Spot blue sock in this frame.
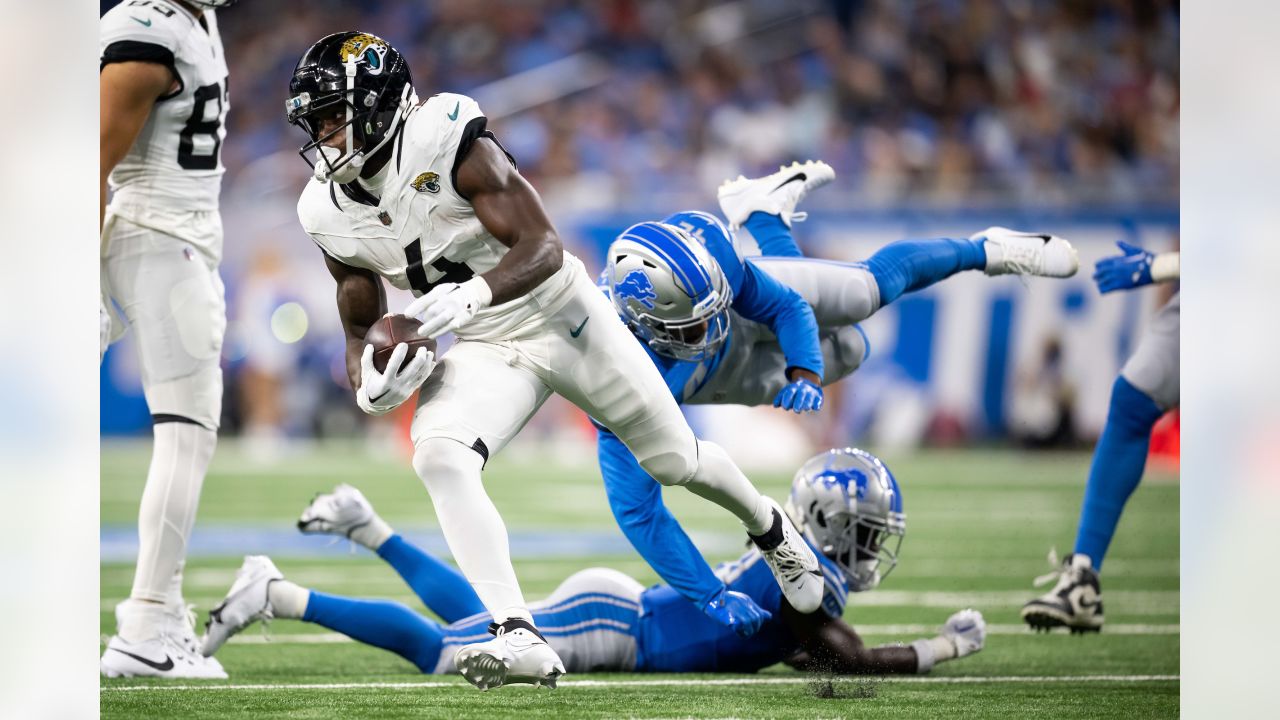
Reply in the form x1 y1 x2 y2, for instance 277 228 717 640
378 534 485 623
744 212 804 257
303 591 444 673
864 238 987 306
1073 376 1164 570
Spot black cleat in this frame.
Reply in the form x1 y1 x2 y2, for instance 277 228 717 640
1021 552 1104 633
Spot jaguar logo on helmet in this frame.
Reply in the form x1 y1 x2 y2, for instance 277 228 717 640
411 172 441 194
340 33 389 75
615 270 658 310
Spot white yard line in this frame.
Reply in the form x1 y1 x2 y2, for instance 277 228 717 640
101 674 1180 692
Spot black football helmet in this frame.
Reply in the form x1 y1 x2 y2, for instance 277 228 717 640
286 31 414 183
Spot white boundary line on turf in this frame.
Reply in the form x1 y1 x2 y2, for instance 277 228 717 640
101 675 1179 692
216 623 1180 646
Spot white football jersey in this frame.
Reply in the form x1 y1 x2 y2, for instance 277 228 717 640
101 0 228 228
298 93 584 341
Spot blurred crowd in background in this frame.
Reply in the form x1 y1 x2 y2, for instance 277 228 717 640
101 0 1180 459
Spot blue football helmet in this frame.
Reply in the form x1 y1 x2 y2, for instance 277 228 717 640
786 448 905 592
604 221 733 361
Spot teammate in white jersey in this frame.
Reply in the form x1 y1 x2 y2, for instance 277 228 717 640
99 0 233 679
285 31 822 691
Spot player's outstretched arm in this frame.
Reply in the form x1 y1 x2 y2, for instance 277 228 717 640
734 261 826 412
597 429 771 637
325 253 388 391
407 137 565 338
780 603 918 674
100 62 174 231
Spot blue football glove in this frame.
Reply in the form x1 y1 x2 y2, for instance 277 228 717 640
702 587 772 637
773 377 824 413
1093 241 1154 294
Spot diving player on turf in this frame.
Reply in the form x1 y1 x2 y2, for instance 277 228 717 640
1022 243 1180 633
100 0 235 680
285 31 823 690
594 162 1081 634
201 449 987 678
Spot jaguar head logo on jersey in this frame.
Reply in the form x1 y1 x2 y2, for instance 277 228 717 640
615 270 658 310
605 222 733 362
339 34 389 76
412 171 441 194
788 448 905 593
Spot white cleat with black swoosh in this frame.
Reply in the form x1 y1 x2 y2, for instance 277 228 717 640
751 498 825 614
101 633 228 679
717 160 836 229
200 556 284 657
975 227 1080 278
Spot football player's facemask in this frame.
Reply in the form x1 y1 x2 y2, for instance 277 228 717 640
605 221 733 362
786 448 905 593
286 31 415 184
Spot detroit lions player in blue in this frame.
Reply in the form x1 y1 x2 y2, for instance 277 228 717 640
1022 243 1180 633
596 162 1080 634
200 449 987 678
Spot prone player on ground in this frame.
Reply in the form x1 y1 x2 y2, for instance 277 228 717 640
594 162 1081 634
1022 242 1180 633
99 0 236 680
285 31 824 689
201 448 986 678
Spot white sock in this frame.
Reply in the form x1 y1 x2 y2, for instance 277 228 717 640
683 440 774 535
116 599 169 644
413 438 529 623
267 579 310 620
349 514 394 551
131 422 216 604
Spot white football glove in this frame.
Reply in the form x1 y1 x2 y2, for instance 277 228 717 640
404 277 493 340
941 608 987 658
355 343 435 416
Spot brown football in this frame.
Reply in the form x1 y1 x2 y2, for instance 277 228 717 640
364 314 436 373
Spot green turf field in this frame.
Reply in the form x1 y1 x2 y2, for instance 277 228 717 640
100 440 1179 719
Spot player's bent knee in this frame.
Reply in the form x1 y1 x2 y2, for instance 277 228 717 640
637 447 699 487
412 437 486 491
143 366 223 431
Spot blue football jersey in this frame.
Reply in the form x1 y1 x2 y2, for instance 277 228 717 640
635 546 848 673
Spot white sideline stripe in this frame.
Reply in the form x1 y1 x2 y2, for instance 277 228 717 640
101 674 1179 692
220 623 1179 646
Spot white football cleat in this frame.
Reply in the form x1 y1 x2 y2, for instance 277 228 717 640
201 556 283 657
752 498 824 613
101 632 228 679
717 160 836 229
454 621 565 691
297 483 377 539
941 608 987 658
976 227 1079 278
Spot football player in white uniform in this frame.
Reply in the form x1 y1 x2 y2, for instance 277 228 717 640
99 0 233 679
285 31 822 691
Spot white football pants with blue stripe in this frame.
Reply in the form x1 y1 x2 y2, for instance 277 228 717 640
433 568 644 674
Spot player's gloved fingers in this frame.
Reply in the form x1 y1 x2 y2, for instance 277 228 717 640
397 346 429 380
360 344 378 378
386 342 409 373
404 284 450 319
1116 240 1145 256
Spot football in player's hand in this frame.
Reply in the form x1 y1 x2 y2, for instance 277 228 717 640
365 314 436 373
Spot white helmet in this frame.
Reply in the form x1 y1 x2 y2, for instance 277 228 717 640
786 448 905 592
605 221 733 361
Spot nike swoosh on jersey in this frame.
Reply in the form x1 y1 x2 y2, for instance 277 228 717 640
447 102 460 121
130 16 152 26
111 648 174 671
570 316 589 338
